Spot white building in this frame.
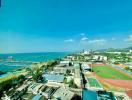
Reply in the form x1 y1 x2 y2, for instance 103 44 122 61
83 51 90 55
74 69 81 87
82 63 91 73
93 55 107 61
106 51 122 54
53 87 74 100
28 83 44 94
66 56 75 61
60 61 70 66
53 67 75 75
129 50 132 53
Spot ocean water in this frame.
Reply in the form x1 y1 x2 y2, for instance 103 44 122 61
0 52 70 72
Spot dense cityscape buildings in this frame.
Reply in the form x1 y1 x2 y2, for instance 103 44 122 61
0 49 132 100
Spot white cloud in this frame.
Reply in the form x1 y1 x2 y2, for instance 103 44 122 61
81 37 88 41
124 35 132 42
80 33 85 36
64 39 74 42
88 39 106 45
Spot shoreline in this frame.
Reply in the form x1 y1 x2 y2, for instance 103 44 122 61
0 52 70 72
0 57 62 80
0 61 48 83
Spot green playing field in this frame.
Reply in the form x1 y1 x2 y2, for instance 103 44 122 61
92 66 132 80
87 77 102 88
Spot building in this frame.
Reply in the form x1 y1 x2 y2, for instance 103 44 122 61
83 90 117 100
53 87 74 100
41 86 58 99
106 51 122 54
83 90 97 100
3 84 28 100
82 50 91 55
82 63 91 73
32 94 43 100
97 91 116 100
93 55 107 61
42 74 65 83
60 61 70 66
16 84 28 93
53 63 77 74
63 56 75 61
129 50 132 53
53 61 80 75
28 83 44 94
53 67 75 74
74 68 81 87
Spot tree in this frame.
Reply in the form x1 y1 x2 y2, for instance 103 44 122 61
68 80 78 88
66 69 71 75
32 69 42 82
114 61 119 65
63 78 67 84
125 67 129 70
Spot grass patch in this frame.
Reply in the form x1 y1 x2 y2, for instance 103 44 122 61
87 77 102 88
92 66 132 80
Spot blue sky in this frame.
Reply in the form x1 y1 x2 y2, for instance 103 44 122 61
0 0 132 53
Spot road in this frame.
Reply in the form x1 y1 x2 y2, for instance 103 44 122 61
109 63 132 76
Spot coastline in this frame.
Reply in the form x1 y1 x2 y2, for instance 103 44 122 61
0 52 70 83
0 60 54 83
0 52 70 72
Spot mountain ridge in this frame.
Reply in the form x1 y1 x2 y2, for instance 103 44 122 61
97 46 132 52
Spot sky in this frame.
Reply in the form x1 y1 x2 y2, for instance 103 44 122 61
0 0 132 53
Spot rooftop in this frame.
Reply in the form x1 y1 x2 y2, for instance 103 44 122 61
82 63 91 70
53 87 74 100
43 74 65 82
16 84 28 91
83 90 97 100
32 94 42 100
22 93 35 100
97 91 116 100
60 61 70 64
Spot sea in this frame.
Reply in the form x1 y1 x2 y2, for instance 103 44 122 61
0 52 70 72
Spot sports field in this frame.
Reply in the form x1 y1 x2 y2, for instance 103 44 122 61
87 77 102 88
92 66 132 80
